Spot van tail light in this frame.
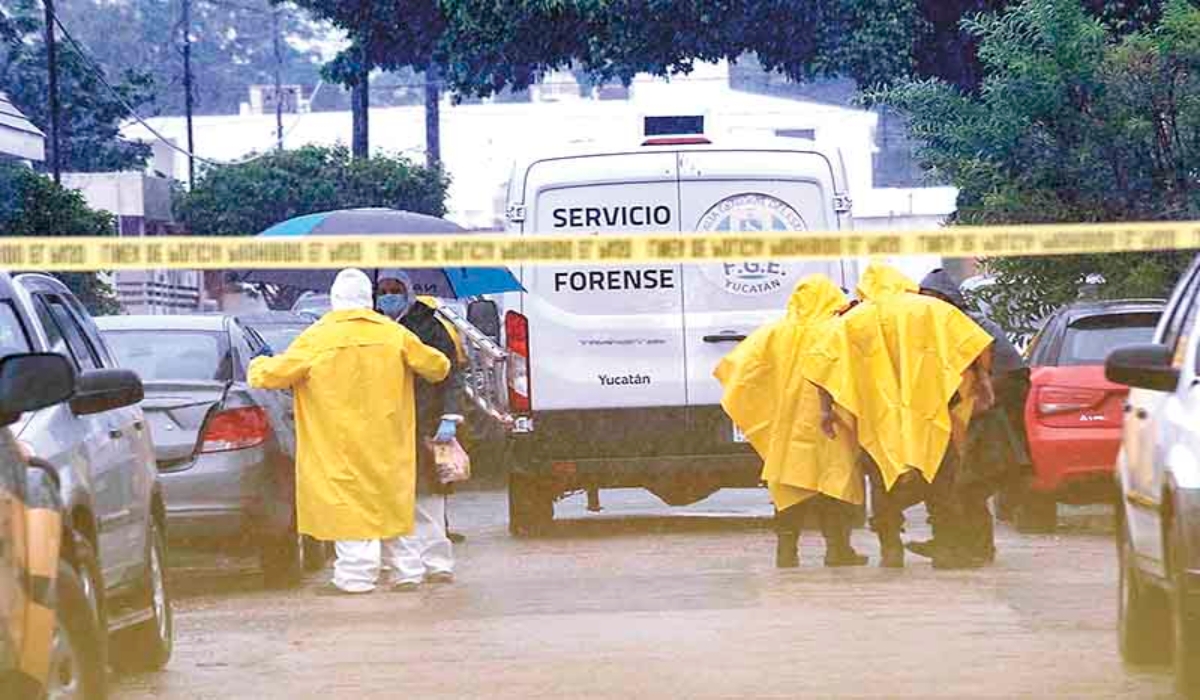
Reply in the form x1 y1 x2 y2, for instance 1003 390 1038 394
505 311 531 414
1036 386 1106 416
199 407 271 453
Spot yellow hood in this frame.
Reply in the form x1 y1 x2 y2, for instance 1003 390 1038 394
714 274 863 510
787 274 848 324
856 262 918 302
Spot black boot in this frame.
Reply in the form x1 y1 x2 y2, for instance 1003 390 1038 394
821 499 868 567
776 529 800 568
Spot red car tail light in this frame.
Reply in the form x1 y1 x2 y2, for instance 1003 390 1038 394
199 407 270 453
505 311 531 414
1036 386 1107 416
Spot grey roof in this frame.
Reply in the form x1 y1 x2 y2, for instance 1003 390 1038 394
0 92 44 138
94 314 229 332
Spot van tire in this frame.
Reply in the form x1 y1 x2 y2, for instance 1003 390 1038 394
52 557 108 699
509 472 553 536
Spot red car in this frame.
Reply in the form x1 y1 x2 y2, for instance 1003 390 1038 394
1014 299 1164 532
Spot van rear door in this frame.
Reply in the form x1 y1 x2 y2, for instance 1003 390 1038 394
676 149 845 410
523 152 685 410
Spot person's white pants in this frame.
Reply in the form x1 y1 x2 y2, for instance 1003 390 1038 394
332 538 407 593
393 494 455 584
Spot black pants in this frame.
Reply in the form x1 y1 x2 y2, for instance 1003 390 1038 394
866 451 958 538
776 494 855 550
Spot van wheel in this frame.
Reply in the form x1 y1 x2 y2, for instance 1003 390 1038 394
110 519 173 673
509 472 554 536
51 557 108 699
1015 489 1057 533
1118 516 1167 665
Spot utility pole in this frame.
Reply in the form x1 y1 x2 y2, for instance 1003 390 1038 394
351 44 368 159
271 5 284 150
424 65 441 168
42 0 61 183
181 0 196 186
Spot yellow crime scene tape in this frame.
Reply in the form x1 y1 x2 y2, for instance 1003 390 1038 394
2 221 1199 271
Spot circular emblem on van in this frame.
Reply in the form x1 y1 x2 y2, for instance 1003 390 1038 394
696 194 805 296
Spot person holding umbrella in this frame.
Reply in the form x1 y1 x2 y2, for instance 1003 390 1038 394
249 268 450 595
377 270 463 589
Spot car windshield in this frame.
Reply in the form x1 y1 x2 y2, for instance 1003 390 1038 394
0 302 31 357
251 325 307 352
293 295 330 313
102 330 230 381
1056 312 1161 366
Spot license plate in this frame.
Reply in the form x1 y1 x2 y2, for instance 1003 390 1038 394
731 424 748 443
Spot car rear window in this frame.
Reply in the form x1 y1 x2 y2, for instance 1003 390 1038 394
0 302 31 357
1056 312 1161 366
103 330 231 381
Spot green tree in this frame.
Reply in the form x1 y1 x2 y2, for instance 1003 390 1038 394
0 0 154 172
881 0 1199 338
175 144 449 235
0 162 119 313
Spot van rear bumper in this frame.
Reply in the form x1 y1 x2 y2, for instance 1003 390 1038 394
510 406 762 487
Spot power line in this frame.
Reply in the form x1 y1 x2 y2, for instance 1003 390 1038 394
49 9 324 171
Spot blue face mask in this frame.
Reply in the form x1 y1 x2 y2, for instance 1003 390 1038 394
377 293 413 319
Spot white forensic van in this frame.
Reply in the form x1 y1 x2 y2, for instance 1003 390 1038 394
495 118 861 533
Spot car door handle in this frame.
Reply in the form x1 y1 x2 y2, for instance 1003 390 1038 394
703 333 747 343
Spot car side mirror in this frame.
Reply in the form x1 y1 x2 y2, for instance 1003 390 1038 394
0 353 77 426
467 299 501 341
1105 343 1180 393
71 369 145 416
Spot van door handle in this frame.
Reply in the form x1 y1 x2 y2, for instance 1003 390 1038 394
703 333 747 343
108 428 124 439
1136 409 1148 420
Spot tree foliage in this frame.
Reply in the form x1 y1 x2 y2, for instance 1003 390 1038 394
882 0 1199 338
294 0 1170 100
175 145 449 235
0 162 119 313
54 0 330 116
0 0 154 171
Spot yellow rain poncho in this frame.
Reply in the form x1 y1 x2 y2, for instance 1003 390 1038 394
802 263 993 490
714 274 863 512
249 270 450 541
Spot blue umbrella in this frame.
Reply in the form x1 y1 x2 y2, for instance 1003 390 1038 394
239 208 524 298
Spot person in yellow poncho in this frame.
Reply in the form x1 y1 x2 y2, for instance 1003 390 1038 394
715 274 868 568
249 269 450 595
802 262 994 569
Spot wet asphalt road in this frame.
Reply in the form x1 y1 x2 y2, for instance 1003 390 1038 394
113 488 1175 699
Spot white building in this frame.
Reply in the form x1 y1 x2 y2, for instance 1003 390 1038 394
62 172 203 315
123 61 956 236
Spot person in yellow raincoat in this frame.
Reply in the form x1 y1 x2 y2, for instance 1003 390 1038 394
802 262 994 569
715 274 868 568
249 268 450 595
